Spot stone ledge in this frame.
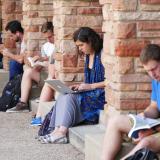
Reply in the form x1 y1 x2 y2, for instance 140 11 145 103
69 124 105 153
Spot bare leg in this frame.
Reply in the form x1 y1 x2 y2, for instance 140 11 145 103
20 68 40 103
122 133 160 160
35 63 56 117
36 83 54 117
48 64 55 79
102 115 132 160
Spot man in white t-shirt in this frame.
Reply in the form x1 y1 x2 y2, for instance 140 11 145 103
7 22 56 112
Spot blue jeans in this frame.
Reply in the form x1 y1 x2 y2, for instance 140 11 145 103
9 60 23 80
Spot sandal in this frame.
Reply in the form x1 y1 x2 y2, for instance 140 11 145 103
40 134 68 144
36 134 50 141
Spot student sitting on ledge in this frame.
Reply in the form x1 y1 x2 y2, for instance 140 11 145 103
102 44 160 160
37 27 106 144
6 22 56 113
3 20 25 80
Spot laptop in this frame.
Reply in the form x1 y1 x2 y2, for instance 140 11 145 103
45 79 93 94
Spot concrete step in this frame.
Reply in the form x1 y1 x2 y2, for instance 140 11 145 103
69 110 106 153
0 68 42 98
29 99 54 119
69 124 105 153
85 133 104 160
85 132 160 160
85 132 135 160
0 69 9 95
99 110 108 127
68 111 135 160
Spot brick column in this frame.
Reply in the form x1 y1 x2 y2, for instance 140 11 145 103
100 0 160 116
1 0 22 70
22 0 53 55
0 1 2 32
53 0 102 82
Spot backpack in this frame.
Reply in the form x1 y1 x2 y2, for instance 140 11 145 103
38 106 54 136
125 148 159 160
0 74 22 111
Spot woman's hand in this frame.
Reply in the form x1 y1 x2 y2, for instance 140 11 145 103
70 84 80 91
78 83 92 91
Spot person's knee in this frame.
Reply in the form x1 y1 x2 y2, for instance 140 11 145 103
108 115 129 132
108 115 122 129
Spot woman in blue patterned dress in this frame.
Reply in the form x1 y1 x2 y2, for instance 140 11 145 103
39 27 106 144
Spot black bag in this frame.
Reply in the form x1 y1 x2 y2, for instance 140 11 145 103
125 148 159 160
0 74 22 111
38 107 54 136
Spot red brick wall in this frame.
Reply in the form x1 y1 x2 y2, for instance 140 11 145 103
22 0 53 56
100 0 160 115
53 0 102 82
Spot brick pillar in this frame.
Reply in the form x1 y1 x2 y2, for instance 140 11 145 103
0 1 2 32
1 0 22 70
22 0 53 55
100 0 160 116
53 0 102 82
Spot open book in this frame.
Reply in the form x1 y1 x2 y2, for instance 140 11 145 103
128 114 160 139
28 57 46 67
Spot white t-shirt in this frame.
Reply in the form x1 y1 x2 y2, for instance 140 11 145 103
41 42 56 64
41 42 55 57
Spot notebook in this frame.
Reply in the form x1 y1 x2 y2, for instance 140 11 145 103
45 79 93 94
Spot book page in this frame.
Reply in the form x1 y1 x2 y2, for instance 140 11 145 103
28 57 46 67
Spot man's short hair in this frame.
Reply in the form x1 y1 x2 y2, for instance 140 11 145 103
140 44 160 64
5 20 24 34
41 22 53 33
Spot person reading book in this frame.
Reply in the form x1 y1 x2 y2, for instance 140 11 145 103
102 44 160 160
6 22 56 113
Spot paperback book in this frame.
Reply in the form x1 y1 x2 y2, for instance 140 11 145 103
28 57 46 67
128 114 160 139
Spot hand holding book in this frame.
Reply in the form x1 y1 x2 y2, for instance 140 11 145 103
28 56 46 67
132 129 154 144
128 114 160 139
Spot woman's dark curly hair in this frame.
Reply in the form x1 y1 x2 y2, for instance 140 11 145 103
73 27 103 54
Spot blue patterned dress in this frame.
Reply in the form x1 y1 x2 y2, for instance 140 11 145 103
78 52 105 123
38 51 105 136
